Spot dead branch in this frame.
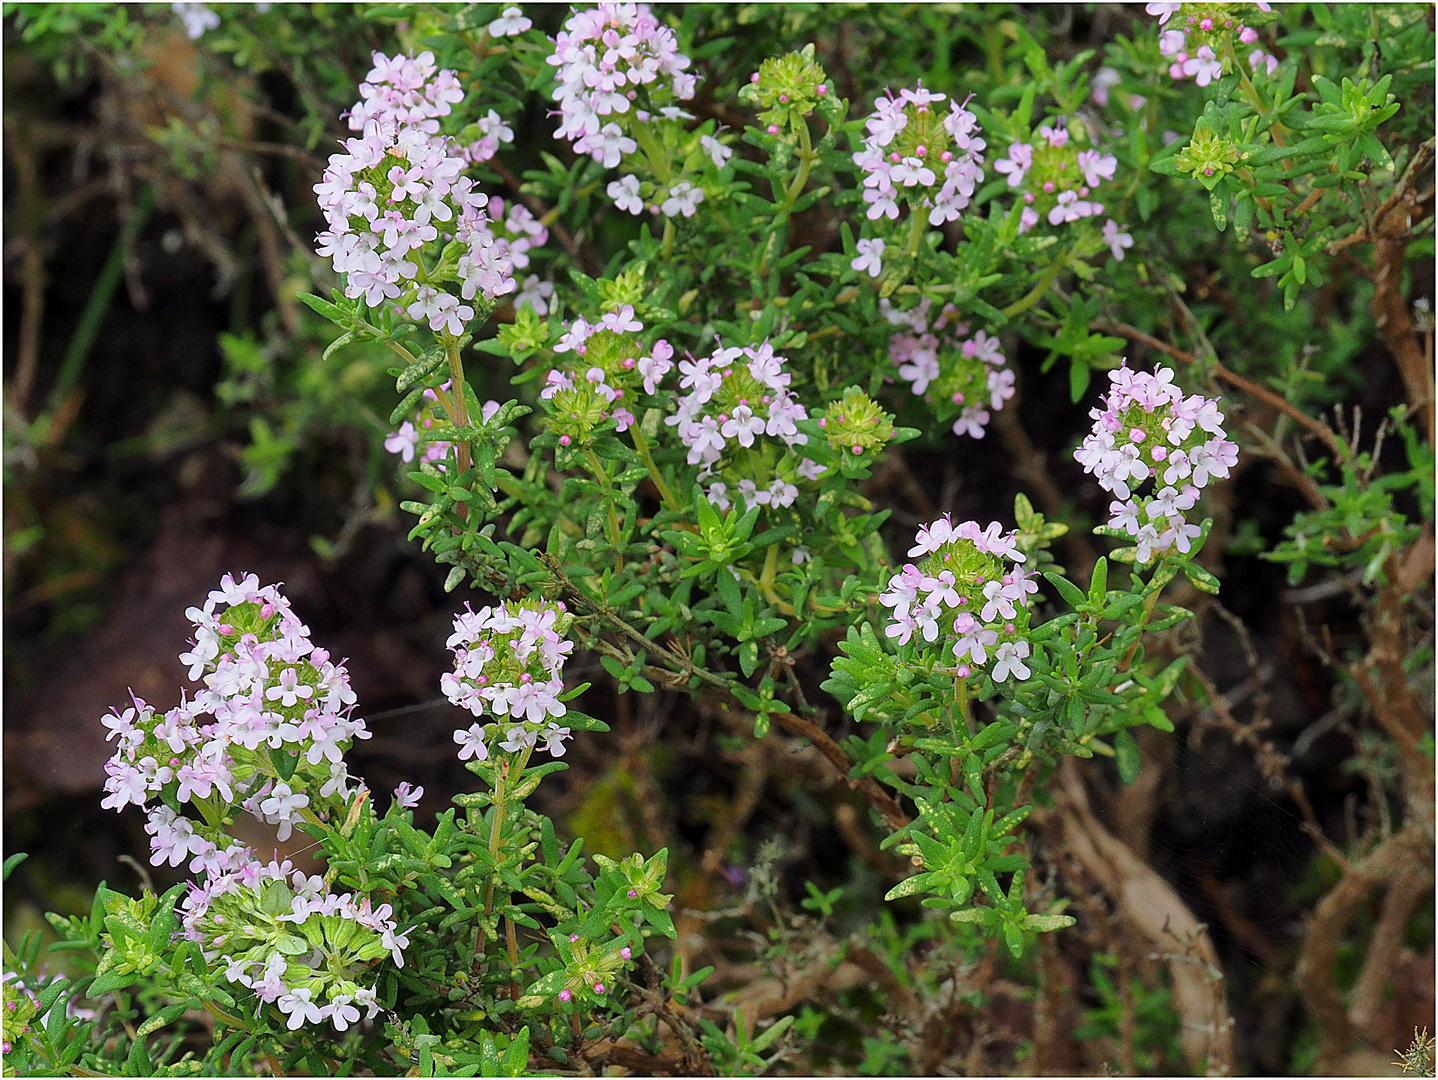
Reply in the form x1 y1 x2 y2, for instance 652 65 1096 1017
1294 822 1432 1074
1038 759 1236 1075
1347 862 1434 1049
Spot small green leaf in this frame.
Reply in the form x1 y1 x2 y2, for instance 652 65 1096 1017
1114 728 1141 785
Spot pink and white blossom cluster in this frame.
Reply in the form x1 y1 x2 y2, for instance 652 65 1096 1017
314 52 516 327
541 307 673 443
992 119 1118 235
1075 364 1237 562
882 299 1015 439
547 3 696 165
179 850 404 1032
101 574 369 868
880 516 1037 683
443 600 576 762
663 340 827 510
853 85 986 225
1149 3 1277 85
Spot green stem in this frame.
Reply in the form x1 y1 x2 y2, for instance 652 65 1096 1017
954 676 974 737
630 424 681 512
904 209 927 259
782 120 816 216
1226 39 1290 148
434 333 475 526
385 339 420 367
1117 569 1167 674
632 122 672 185
1002 251 1070 319
583 446 625 572
660 218 675 262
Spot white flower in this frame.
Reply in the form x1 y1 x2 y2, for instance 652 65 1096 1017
278 987 326 1030
607 174 644 215
660 181 704 218
991 640 1031 682
172 2 220 39
701 134 733 169
489 5 531 36
329 996 362 1032
851 237 885 278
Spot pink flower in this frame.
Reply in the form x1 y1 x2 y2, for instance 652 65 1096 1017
1183 46 1223 87
454 723 489 761
1145 1 1182 24
1102 219 1134 261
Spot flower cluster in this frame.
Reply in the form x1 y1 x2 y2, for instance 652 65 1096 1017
1074 364 1237 562
314 52 515 328
101 574 369 864
548 3 696 168
177 852 404 1032
443 600 577 762
96 574 404 1032
991 116 1119 234
540 306 673 444
880 517 1037 683
853 85 987 225
1149 2 1278 84
665 340 827 510
882 298 1015 439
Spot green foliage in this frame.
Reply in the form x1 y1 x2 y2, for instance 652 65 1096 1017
4 1 1433 1075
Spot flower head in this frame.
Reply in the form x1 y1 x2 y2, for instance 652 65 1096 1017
853 86 986 226
882 299 1014 439
1075 364 1232 562
882 516 1033 683
444 600 576 761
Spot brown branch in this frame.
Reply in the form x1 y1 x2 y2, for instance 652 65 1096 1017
1294 822 1431 1073
1372 194 1436 445
1037 760 1235 1075
1348 552 1437 830
1348 862 1433 1048
770 710 910 833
